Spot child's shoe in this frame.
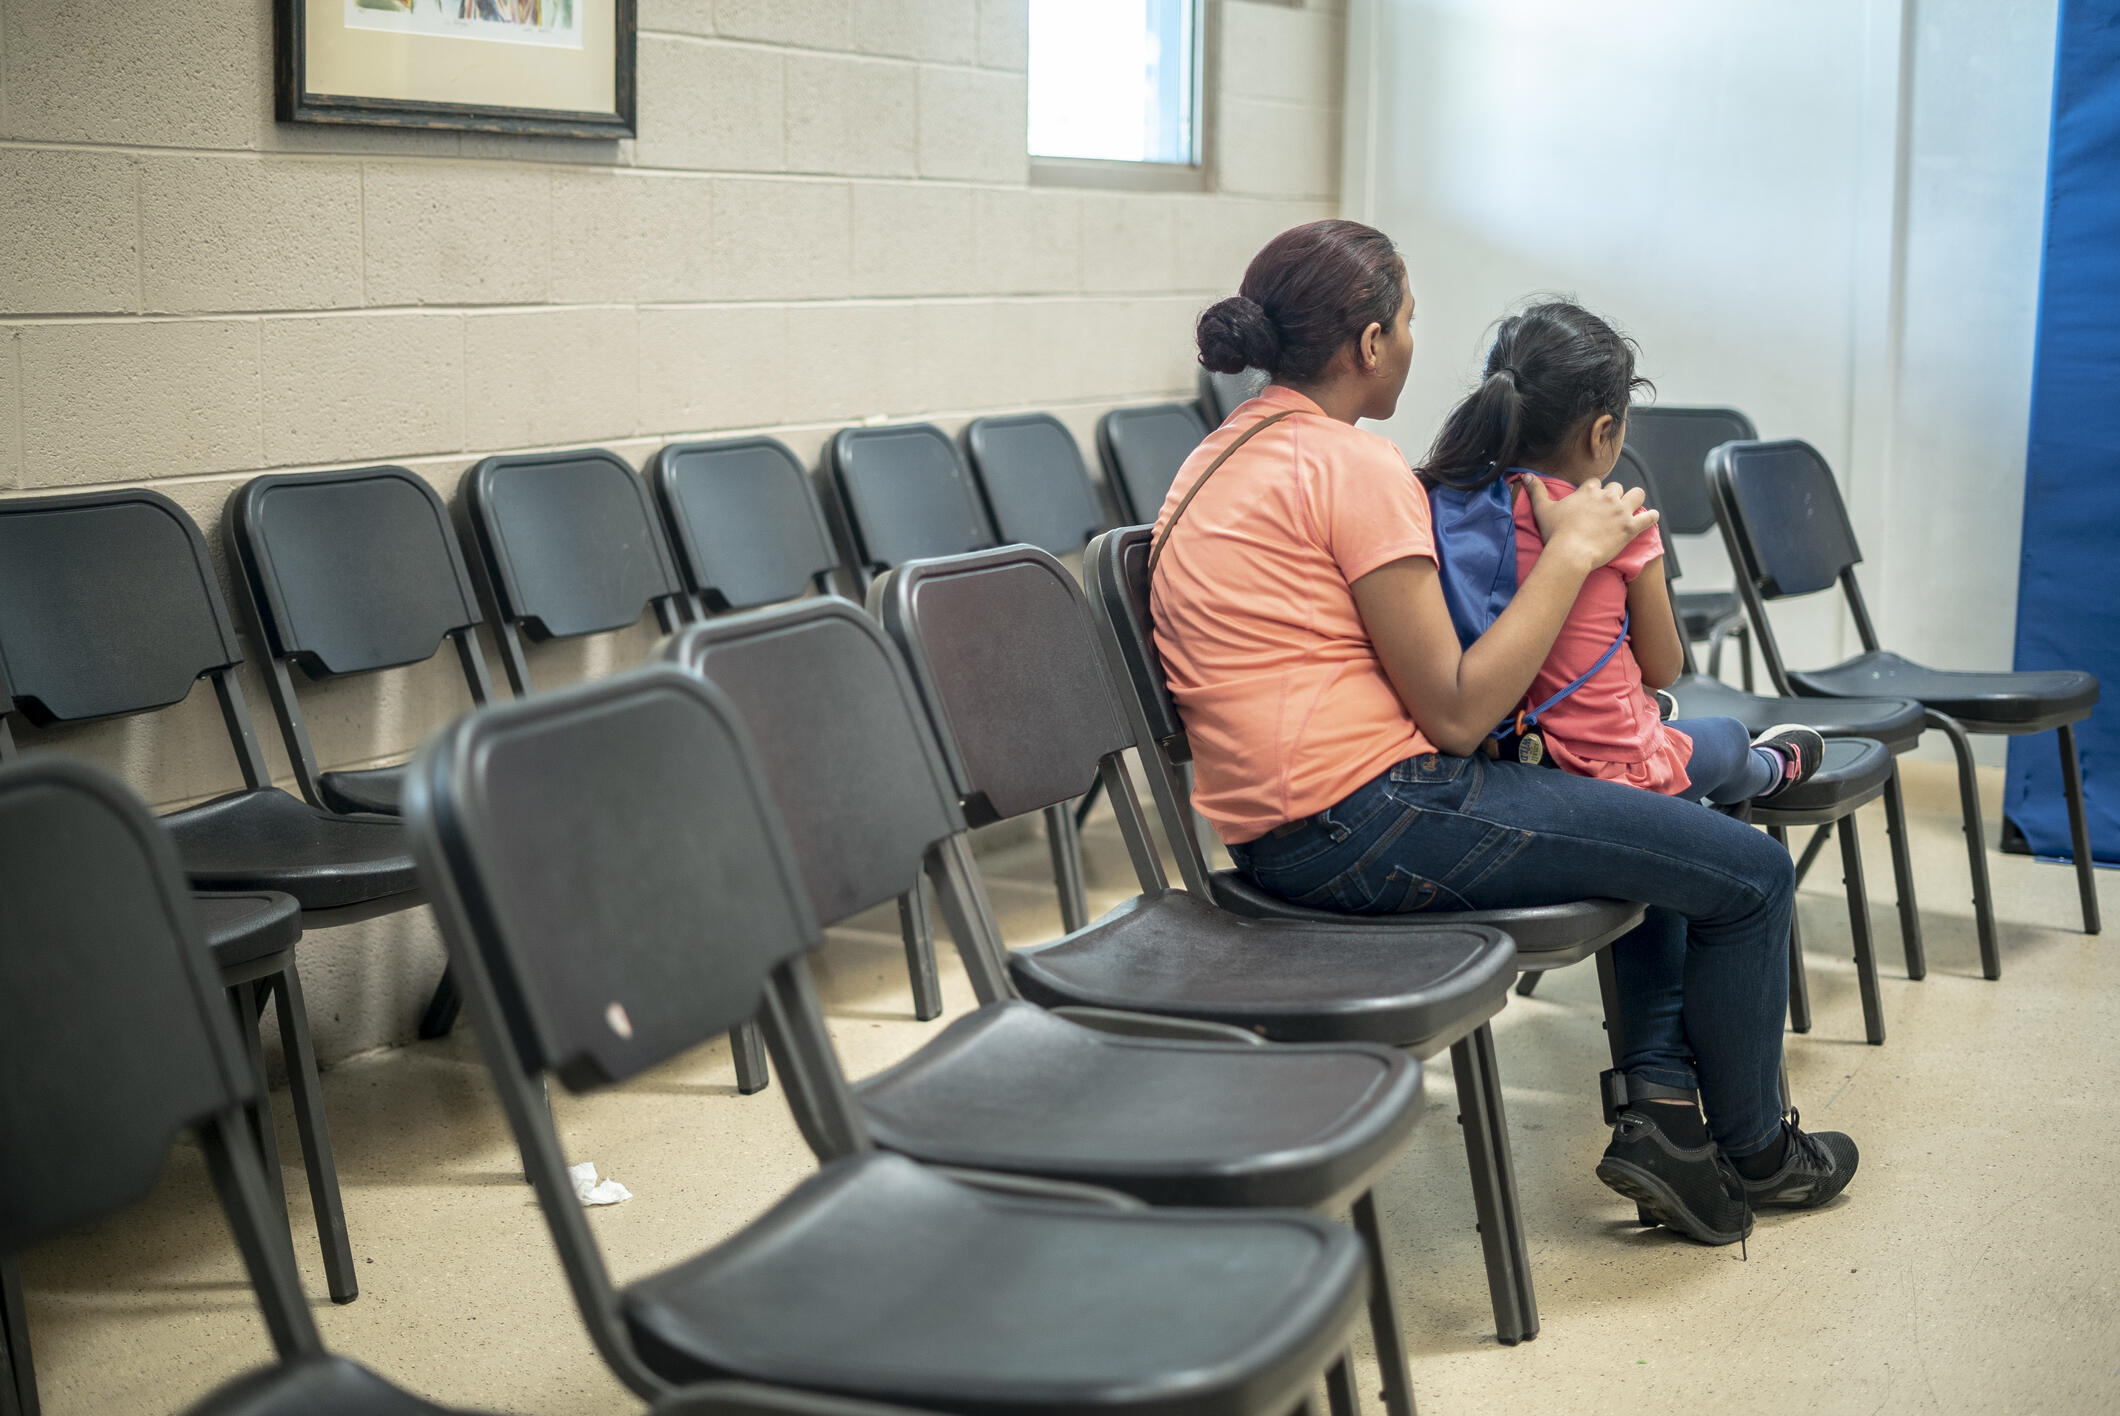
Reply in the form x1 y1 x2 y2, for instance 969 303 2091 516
1751 724 1825 797
1593 1076 1753 1246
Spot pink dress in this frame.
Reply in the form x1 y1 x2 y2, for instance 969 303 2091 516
1509 473 1694 794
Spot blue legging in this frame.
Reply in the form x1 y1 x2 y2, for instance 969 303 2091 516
1670 715 1783 804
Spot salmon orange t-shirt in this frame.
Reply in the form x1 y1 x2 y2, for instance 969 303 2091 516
1509 472 1694 792
1150 385 1439 844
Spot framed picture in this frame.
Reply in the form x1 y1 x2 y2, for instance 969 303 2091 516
277 0 636 138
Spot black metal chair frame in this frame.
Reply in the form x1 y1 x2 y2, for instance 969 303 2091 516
406 668 1369 1416
1709 438 2102 980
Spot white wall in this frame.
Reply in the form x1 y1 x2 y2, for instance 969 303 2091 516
1343 0 2057 761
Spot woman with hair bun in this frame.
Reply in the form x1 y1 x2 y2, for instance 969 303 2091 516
1154 219 1856 1249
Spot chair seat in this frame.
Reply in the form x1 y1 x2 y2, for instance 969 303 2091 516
1790 652 2099 733
192 890 303 972
1671 672 1925 755
1675 588 1741 640
184 1354 483 1416
1750 737 1892 825
1007 890 1516 1049
622 1152 1366 1416
318 764 405 817
856 1000 1422 1208
164 788 419 913
1209 873 1643 973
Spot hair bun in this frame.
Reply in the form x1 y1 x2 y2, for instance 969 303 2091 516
1196 294 1282 375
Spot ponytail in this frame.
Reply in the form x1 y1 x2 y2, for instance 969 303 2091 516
1417 300 1651 491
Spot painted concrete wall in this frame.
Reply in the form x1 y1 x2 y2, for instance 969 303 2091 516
1346 0 2057 761
0 0 1345 1064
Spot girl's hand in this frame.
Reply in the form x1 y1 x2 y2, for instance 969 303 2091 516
1523 475 1657 570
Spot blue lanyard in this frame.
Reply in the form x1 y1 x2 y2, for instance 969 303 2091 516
1493 611 1631 741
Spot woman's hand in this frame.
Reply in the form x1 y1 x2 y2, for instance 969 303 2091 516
1523 475 1658 570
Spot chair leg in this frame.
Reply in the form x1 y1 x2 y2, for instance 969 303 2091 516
2058 723 2101 935
1881 766 1927 979
1931 711 2001 980
1837 814 1886 1045
417 967 461 1040
729 1023 770 1096
2 1253 36 1416
1073 775 1105 831
1706 629 1725 681
896 888 943 1023
1449 1024 1537 1345
1350 1190 1417 1416
1324 1353 1363 1416
1771 826 1813 1034
270 964 358 1303
1043 803 1091 934
1737 623 1755 693
1791 824 1832 888
1513 970 1540 997
231 981 289 1222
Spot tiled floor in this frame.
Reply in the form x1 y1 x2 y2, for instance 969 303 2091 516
14 760 2119 1415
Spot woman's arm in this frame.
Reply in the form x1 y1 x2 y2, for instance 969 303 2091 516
1625 558 1685 689
1351 477 1658 755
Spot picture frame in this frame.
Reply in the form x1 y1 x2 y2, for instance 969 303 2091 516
276 0 636 139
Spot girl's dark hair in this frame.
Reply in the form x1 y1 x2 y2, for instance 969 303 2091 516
1417 301 1652 491
1196 219 1407 385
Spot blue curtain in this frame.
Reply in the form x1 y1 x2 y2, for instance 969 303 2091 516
2005 0 2120 864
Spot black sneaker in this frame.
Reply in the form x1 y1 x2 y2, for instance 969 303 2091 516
1751 724 1825 797
1595 1107 1753 1246
1736 1111 1859 1209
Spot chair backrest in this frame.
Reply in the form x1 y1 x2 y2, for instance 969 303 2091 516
660 602 967 929
823 424 995 578
1096 402 1209 523
875 546 1137 826
461 448 685 641
227 468 486 679
648 437 842 613
1623 405 1758 536
407 667 817 1093
1709 438 1863 601
960 413 1106 556
1196 367 1268 426
0 758 252 1252
0 490 245 727
1083 525 1191 762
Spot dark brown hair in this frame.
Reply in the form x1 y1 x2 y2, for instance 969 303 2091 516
1418 300 1651 491
1196 219 1407 385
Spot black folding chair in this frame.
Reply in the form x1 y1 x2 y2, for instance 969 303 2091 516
961 413 1108 557
1097 402 1209 524
1197 368 1270 427
648 437 845 615
1608 446 1932 1019
224 466 499 819
869 545 1555 1350
821 420 1093 941
405 666 1371 1416
0 489 432 1306
0 757 468 1416
646 435 942 1024
1622 406 1758 688
1710 438 2102 978
666 596 1503 1414
224 466 501 1043
0 759 934 1416
447 448 775 1085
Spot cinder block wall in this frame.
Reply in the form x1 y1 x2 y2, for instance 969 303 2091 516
0 0 1344 1064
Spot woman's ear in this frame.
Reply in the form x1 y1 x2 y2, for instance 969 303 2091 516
1359 320 1385 373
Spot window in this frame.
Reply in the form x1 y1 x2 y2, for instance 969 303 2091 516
1029 0 1205 188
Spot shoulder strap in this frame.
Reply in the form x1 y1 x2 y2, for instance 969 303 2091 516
1147 409 1297 579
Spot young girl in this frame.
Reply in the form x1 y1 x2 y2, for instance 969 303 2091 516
1420 301 1822 804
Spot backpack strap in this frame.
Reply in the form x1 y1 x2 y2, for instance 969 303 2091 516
1495 610 1631 741
1147 409 1297 580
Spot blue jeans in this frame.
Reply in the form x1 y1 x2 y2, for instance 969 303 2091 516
1672 715 1781 804
1225 753 1794 1157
